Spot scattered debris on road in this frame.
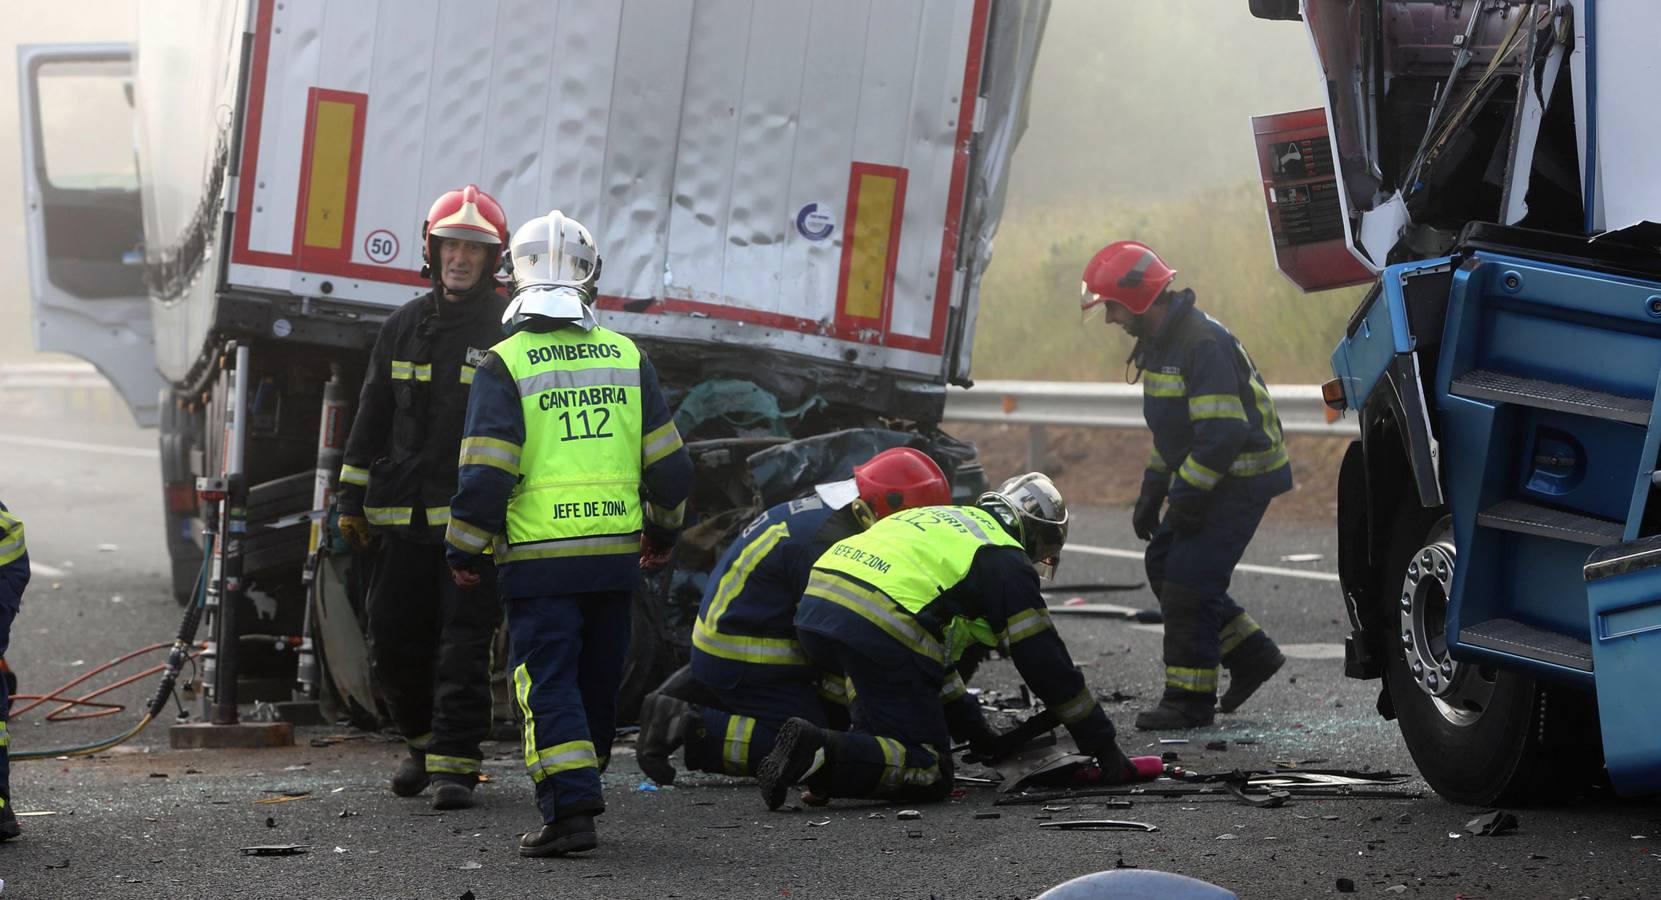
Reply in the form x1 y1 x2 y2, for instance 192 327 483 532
239 845 308 856
1039 819 1158 832
897 809 922 820
1465 810 1519 836
253 791 311 805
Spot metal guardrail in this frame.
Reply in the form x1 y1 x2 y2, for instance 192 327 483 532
943 379 1353 471
0 361 113 391
945 379 1356 436
1 362 1356 438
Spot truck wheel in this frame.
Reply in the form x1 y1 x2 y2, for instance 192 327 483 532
1381 506 1598 805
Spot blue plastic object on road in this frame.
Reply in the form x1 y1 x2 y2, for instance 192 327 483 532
1035 869 1236 900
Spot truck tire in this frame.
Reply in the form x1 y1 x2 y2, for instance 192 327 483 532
1380 503 1599 805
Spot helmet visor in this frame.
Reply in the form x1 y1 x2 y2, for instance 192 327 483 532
1080 281 1109 323
1033 553 1060 581
513 236 597 287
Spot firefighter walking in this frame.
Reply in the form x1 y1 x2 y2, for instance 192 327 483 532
446 210 693 857
1081 240 1290 730
335 185 511 808
756 474 1139 809
635 447 953 784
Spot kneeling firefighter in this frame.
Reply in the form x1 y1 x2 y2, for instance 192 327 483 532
445 210 694 857
635 447 953 784
335 185 510 810
1081 240 1290 730
756 474 1138 810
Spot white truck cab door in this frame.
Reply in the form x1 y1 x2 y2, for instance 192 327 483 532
17 43 160 427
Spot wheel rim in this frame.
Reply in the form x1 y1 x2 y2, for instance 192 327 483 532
1397 534 1496 726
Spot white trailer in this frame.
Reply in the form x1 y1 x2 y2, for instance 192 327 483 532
19 0 1049 718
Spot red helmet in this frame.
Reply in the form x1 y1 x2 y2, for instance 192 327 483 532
422 184 509 269
1080 240 1176 317
853 447 951 520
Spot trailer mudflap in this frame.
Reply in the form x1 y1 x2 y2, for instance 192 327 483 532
1584 535 1661 796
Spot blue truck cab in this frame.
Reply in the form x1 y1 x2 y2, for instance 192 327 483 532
1331 224 1661 803
1249 0 1661 804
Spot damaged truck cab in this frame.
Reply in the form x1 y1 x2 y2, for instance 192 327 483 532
1253 0 1661 803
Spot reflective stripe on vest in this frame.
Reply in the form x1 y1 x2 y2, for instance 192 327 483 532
493 327 644 553
808 506 1021 663
693 522 807 665
812 506 1020 619
0 509 24 568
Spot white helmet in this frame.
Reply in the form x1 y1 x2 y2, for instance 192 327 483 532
502 209 602 330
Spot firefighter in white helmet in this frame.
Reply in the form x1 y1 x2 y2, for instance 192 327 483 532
446 210 693 857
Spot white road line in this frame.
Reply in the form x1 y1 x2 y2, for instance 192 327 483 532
0 433 158 459
1068 543 1342 584
30 562 67 578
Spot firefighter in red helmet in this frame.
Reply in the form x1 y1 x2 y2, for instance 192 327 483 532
1081 241 1291 729
635 447 976 786
336 185 511 807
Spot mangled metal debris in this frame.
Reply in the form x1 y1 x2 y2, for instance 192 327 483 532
239 844 309 856
1464 810 1519 836
1039 819 1158 832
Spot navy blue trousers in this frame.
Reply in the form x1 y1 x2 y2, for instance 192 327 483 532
503 591 630 824
683 658 841 778
1144 481 1274 702
797 629 953 803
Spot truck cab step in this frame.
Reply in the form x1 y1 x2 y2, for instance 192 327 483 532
1476 499 1624 546
1450 369 1651 425
1460 616 1593 672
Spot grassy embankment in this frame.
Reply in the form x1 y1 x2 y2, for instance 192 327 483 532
972 181 1366 385
963 182 1367 519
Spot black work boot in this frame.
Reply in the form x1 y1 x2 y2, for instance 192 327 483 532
1220 643 1286 713
431 778 475 811
757 717 826 811
1134 699 1216 731
636 692 697 785
519 813 598 857
390 749 430 797
0 802 19 841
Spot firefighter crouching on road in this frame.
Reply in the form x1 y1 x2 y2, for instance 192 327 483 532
334 185 511 809
0 502 27 840
635 447 954 784
1081 240 1290 730
756 474 1139 809
445 210 693 858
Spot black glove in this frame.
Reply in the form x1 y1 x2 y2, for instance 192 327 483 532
1132 482 1167 541
1165 492 1209 535
967 725 1022 763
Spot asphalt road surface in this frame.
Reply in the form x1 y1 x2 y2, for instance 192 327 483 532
0 407 1656 899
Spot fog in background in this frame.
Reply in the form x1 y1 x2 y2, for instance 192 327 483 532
1 1 135 362
1 1 1321 374
1006 2 1319 213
